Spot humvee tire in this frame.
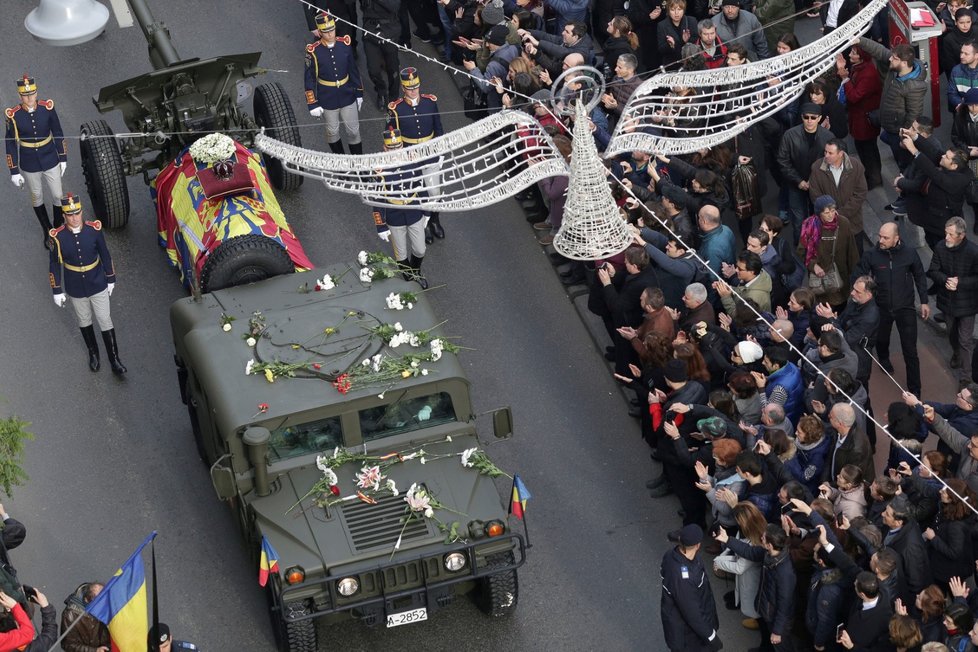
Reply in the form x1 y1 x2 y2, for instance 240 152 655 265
266 575 318 652
253 82 304 192
475 552 519 617
80 120 130 229
199 234 294 293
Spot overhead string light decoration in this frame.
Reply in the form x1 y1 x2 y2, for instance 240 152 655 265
606 0 889 156
255 111 568 211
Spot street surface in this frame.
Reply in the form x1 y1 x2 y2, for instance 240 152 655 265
0 3 961 651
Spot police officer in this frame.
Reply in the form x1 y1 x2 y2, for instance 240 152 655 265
5 75 67 249
360 0 402 109
305 13 364 155
388 68 445 242
374 128 429 289
660 524 723 652
49 193 126 376
148 622 198 651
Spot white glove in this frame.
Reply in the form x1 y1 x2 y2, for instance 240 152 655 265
59 162 67 176
422 214 430 229
107 283 115 297
309 107 324 118
417 406 432 421
53 294 66 308
378 230 390 242
10 174 24 188
356 97 363 111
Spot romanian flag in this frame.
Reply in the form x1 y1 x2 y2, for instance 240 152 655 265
258 536 280 587
87 531 157 652
509 475 531 520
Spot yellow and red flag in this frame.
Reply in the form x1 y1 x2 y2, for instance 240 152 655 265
509 475 531 520
258 536 281 587
86 532 156 652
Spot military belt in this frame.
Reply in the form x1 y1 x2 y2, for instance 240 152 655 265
318 76 349 87
64 258 100 273
400 134 433 144
19 135 52 149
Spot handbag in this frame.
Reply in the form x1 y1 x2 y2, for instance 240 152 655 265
807 235 843 296
461 83 488 121
731 161 762 221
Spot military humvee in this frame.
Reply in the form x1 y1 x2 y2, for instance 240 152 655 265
170 261 525 651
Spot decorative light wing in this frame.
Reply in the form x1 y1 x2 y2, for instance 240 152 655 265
254 111 569 211
607 0 889 156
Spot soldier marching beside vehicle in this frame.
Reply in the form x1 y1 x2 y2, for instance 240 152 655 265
305 13 365 155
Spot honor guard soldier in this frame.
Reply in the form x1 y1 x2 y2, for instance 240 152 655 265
49 193 126 376
387 68 446 242
373 128 429 289
5 75 68 249
305 13 364 155
304 0 359 52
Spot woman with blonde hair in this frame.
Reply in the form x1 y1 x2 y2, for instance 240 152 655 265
713 502 766 630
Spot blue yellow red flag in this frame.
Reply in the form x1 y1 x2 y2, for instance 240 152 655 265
86 531 157 652
509 475 531 520
259 535 281 587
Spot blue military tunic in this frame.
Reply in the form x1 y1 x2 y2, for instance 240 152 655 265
4 100 66 174
373 167 426 232
49 220 116 298
304 38 363 111
386 95 444 145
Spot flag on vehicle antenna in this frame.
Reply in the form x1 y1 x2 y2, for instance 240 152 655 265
258 535 280 587
86 531 157 652
510 475 531 520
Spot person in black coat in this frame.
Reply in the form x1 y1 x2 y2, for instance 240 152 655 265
660 524 723 651
927 217 978 381
922 478 975 587
717 523 796 651
657 0 699 69
882 495 933 598
852 223 930 396
839 572 895 652
819 276 880 388
901 132 972 250
951 87 978 233
597 247 660 375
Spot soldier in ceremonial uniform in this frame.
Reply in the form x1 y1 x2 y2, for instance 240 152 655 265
387 68 446 242
49 193 127 376
373 129 429 289
303 0 359 52
4 75 68 249
305 13 364 155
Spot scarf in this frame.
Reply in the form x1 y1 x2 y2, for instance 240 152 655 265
800 216 839 266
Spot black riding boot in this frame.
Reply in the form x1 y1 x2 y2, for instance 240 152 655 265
348 142 363 155
429 212 445 239
328 141 345 154
80 326 100 372
34 205 53 249
101 328 127 375
52 204 64 228
409 255 428 289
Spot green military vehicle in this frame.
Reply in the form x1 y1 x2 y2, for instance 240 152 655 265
170 257 525 651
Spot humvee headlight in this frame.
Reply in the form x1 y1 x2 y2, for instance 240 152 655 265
485 520 505 537
444 552 467 572
284 566 305 585
337 577 360 596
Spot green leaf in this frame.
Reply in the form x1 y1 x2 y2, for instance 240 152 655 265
0 416 33 497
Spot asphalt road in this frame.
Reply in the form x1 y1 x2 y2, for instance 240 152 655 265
0 3 964 652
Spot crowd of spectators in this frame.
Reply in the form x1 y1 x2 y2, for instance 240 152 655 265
447 0 978 651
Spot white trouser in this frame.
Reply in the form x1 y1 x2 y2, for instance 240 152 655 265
23 167 62 208
324 102 361 144
70 289 113 330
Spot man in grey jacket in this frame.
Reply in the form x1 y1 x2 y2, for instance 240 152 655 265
712 0 769 61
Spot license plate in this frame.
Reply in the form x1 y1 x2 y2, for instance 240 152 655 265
386 607 427 628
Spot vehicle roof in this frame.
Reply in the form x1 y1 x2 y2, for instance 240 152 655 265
170 265 468 435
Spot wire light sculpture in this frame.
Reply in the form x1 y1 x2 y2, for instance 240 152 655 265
552 101 632 260
606 0 889 156
254 111 568 211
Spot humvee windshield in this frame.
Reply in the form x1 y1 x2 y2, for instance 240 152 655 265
359 391 456 442
269 414 343 461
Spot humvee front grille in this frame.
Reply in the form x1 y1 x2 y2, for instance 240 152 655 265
339 494 432 553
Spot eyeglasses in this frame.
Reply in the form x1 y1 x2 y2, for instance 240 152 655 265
802 114 820 120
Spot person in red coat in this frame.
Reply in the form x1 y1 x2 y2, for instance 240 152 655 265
839 46 883 188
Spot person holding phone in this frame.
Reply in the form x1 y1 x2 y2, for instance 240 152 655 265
17 586 57 652
0 591 34 650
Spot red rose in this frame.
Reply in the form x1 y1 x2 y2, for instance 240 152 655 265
330 485 340 496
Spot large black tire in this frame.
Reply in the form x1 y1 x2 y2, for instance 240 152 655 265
253 82 303 191
265 574 318 652
475 552 519 618
199 234 294 293
79 120 130 228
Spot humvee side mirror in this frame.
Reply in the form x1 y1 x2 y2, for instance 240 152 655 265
492 407 513 439
210 456 237 501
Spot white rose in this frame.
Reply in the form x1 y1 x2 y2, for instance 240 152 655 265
247 337 257 347
358 251 369 266
245 359 255 375
222 323 232 332
424 507 434 518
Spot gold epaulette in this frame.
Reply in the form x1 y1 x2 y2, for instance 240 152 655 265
338 35 351 46
4 106 17 119
85 220 102 231
421 93 438 102
39 99 53 110
388 98 403 111
49 226 64 237
306 42 319 53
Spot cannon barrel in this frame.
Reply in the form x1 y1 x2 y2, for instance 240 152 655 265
127 0 180 70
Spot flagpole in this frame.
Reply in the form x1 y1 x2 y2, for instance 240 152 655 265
521 513 532 550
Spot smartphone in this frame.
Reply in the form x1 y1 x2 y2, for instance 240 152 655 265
781 503 792 513
836 624 844 641
836 512 844 527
